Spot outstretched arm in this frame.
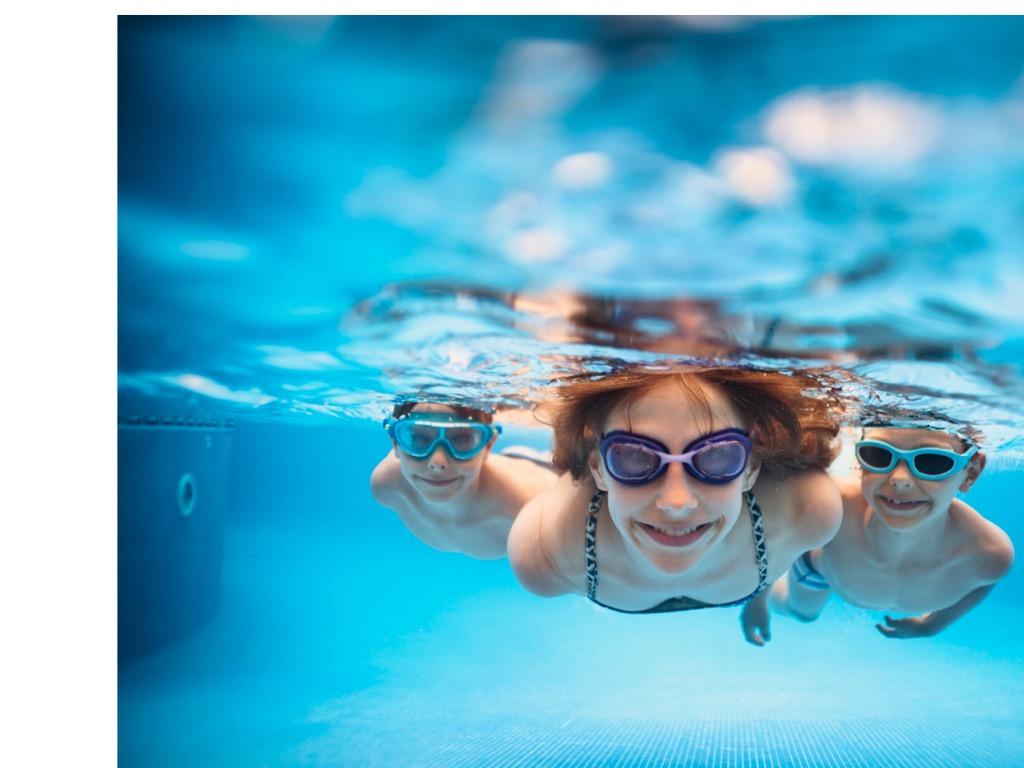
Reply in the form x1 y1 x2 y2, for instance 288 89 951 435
876 583 996 639
742 470 841 646
878 530 1014 639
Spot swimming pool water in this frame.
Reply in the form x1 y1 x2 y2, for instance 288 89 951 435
118 15 1024 767
118 421 1024 767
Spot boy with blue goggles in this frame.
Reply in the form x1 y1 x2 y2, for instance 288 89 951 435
854 439 978 481
371 402 558 560
760 426 1012 641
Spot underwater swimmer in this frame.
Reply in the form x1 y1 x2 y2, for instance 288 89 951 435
761 426 1014 639
371 402 558 560
507 366 843 644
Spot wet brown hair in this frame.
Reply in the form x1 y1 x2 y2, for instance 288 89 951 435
545 366 840 480
392 401 494 424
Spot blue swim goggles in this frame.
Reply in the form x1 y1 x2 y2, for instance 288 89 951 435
855 439 977 481
384 413 502 461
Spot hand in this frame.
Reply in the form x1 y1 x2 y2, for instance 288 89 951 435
875 614 937 639
740 592 771 647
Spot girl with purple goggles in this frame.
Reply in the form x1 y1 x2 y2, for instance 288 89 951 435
599 428 752 486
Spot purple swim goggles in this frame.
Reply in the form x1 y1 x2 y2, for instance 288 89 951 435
599 428 752 486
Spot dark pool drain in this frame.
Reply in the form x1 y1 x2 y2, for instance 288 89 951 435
178 473 197 517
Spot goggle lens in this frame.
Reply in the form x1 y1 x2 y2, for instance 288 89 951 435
693 441 749 479
445 426 487 455
913 452 955 476
401 423 441 454
856 444 893 470
606 442 660 481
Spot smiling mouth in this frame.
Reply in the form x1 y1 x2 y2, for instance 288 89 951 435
877 494 928 513
636 519 717 548
416 476 460 488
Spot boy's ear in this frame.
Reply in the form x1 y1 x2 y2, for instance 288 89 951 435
743 457 762 492
959 452 986 493
479 437 497 461
588 450 608 492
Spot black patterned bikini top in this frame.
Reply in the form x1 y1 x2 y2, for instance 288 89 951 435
584 489 769 614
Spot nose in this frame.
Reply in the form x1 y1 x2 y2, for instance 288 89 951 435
656 463 698 516
887 459 916 490
427 445 449 472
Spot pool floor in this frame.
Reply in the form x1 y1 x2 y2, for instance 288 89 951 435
119 514 1024 768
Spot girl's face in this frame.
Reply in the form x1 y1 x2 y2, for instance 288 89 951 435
587 378 760 575
860 428 981 531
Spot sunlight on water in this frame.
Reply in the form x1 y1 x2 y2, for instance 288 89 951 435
118 16 1024 462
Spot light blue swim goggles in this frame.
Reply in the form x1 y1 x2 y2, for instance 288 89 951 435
384 413 502 461
855 439 977 481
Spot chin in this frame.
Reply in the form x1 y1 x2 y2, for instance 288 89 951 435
874 507 930 531
415 477 465 499
872 493 934 522
631 531 707 575
887 513 928 529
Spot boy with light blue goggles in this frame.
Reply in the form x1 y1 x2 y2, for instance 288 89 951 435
372 402 558 560
384 412 503 461
767 426 1011 643
855 439 978 481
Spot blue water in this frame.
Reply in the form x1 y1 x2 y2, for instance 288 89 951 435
119 16 1024 767
119 421 1024 767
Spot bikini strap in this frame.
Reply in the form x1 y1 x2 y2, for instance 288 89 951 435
585 490 604 601
747 489 769 594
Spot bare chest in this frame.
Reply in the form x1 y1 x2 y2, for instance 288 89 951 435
822 544 974 613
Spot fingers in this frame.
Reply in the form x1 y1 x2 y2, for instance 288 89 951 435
745 627 766 647
741 620 770 647
876 616 910 638
740 600 771 647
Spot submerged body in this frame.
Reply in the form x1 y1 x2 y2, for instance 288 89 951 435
508 370 843 642
767 427 1014 638
371 403 558 560
512 461 839 612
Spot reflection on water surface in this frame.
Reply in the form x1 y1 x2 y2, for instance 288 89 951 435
118 17 1024 462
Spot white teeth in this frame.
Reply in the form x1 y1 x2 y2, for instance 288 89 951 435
882 496 923 507
650 522 704 536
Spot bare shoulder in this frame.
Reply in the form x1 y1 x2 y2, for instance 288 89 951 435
507 473 579 597
834 473 864 505
834 474 869 526
487 453 559 495
954 500 1015 582
757 469 842 550
370 454 403 506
